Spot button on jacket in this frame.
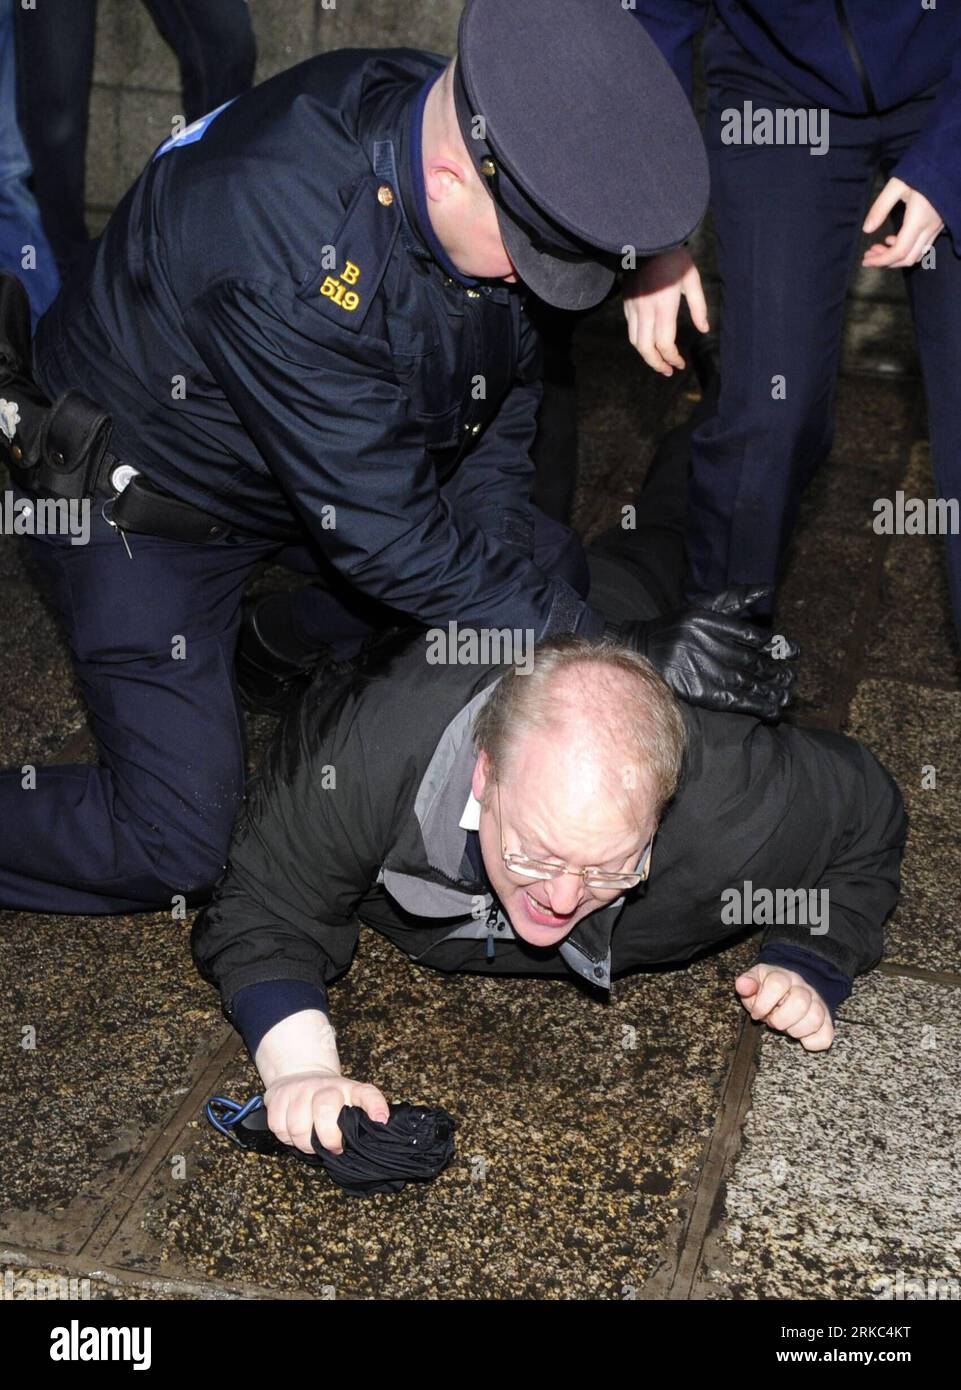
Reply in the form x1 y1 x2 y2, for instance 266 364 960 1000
33 48 599 638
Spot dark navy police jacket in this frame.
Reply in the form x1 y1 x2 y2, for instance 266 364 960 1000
632 1 961 253
34 48 600 639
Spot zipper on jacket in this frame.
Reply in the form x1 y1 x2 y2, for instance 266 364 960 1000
835 1 878 114
459 287 485 455
402 845 513 965
485 904 499 961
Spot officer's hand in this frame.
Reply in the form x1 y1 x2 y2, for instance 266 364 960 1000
263 1068 390 1156
862 177 945 270
616 586 799 720
735 965 835 1052
622 247 709 376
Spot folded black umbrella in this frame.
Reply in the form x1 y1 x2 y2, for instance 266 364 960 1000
206 1095 457 1196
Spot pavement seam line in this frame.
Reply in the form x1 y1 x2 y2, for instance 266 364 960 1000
875 961 961 989
78 1026 242 1263
658 1014 762 1300
0 1244 313 1301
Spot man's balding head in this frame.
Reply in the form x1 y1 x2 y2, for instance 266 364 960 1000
471 639 686 948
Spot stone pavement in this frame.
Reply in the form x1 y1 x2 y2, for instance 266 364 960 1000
2 247 959 1301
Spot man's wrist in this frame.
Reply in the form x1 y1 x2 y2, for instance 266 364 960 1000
229 978 330 1058
756 942 852 1021
254 1008 342 1088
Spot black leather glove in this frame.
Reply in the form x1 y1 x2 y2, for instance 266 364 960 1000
610 586 799 720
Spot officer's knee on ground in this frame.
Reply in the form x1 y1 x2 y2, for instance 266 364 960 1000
157 841 229 909
152 806 238 909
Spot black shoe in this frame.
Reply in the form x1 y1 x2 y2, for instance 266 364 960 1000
235 597 334 716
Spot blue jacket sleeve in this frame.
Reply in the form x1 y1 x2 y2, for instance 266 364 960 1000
440 304 542 558
230 980 330 1058
186 279 592 638
893 40 961 256
628 0 711 103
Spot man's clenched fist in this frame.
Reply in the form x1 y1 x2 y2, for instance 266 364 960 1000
735 965 835 1051
263 1069 390 1155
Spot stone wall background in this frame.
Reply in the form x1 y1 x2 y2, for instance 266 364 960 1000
87 0 463 230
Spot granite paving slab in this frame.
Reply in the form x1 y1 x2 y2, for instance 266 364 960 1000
699 973 961 1300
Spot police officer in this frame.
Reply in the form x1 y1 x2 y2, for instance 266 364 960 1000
0 0 794 914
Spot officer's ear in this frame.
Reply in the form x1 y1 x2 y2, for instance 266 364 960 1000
472 751 492 807
424 157 473 209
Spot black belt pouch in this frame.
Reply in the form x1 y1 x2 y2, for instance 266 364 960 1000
0 272 113 501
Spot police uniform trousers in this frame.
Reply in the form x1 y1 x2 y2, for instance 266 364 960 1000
0 489 587 914
686 20 961 646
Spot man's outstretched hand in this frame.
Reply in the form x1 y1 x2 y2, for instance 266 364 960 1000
615 586 799 720
736 964 835 1051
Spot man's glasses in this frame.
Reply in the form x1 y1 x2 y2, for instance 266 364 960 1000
494 783 652 893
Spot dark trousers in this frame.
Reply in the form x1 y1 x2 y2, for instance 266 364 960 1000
687 19 961 642
587 392 712 626
0 500 588 914
14 0 256 275
527 298 583 526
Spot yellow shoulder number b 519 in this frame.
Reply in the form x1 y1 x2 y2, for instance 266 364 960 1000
320 259 362 312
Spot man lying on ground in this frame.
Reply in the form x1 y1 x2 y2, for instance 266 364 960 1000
191 426 906 1156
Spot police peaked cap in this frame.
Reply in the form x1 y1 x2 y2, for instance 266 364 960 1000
454 0 710 310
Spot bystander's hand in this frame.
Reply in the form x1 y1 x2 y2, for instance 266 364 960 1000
863 177 945 269
622 246 710 375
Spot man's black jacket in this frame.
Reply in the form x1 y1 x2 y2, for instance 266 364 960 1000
34 48 595 639
192 637 906 1023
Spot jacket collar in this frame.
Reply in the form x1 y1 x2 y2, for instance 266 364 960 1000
401 74 481 288
361 65 514 303
382 681 623 991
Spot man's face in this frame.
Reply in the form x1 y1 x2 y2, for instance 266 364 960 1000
471 741 655 948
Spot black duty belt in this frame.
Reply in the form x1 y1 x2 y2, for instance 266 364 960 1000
103 461 240 545
0 270 244 547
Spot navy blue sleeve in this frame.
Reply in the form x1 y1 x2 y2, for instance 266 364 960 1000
229 979 330 1058
893 39 961 256
186 280 593 639
576 604 608 638
755 942 852 1022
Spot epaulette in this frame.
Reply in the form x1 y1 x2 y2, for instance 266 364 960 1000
298 174 401 332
